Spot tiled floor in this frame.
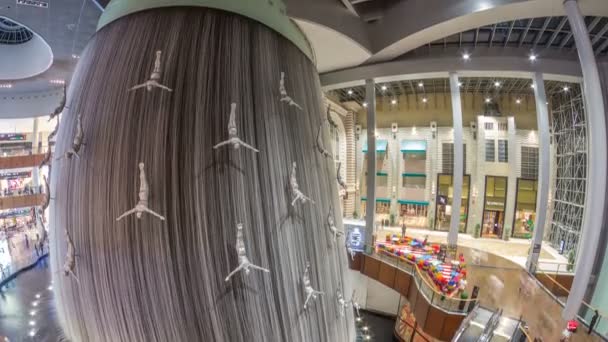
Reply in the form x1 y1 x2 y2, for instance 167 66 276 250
0 258 61 342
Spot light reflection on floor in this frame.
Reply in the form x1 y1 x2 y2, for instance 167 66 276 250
0 258 62 342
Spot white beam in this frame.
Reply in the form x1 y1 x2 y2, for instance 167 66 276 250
563 0 608 321
526 72 550 273
448 72 463 247
364 78 376 253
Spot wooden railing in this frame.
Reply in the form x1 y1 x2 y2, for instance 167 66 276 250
0 194 45 210
0 153 47 170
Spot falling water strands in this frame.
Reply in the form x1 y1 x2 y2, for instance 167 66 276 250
213 103 259 153
116 162 165 221
62 228 80 285
128 50 173 93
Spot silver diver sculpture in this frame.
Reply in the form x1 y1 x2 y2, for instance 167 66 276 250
302 262 324 310
336 289 349 317
48 120 59 141
56 113 84 160
327 206 344 242
224 223 270 282
63 228 80 284
39 148 52 168
213 103 259 153
49 84 67 122
349 290 361 317
128 50 173 93
316 121 332 159
336 162 347 192
41 175 51 211
290 162 314 207
116 162 166 221
279 72 302 110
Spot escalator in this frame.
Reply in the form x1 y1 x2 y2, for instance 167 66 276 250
453 306 522 342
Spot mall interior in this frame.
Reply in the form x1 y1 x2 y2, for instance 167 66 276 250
0 0 608 341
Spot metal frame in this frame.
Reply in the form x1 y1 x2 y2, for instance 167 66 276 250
547 95 587 254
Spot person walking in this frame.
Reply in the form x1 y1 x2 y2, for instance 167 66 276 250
589 309 600 334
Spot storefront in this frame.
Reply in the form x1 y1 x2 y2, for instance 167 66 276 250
359 198 391 222
0 170 33 195
0 133 31 156
360 139 389 219
0 207 34 233
482 176 508 238
512 179 537 239
435 174 470 232
398 200 429 228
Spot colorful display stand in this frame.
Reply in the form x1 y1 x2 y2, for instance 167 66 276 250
377 235 467 297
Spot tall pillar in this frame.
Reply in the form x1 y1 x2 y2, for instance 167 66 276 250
563 0 608 320
448 73 463 248
365 78 377 253
526 73 551 273
504 117 517 239
31 117 40 188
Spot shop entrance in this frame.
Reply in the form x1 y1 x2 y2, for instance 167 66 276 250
482 176 507 239
482 210 504 238
434 174 470 232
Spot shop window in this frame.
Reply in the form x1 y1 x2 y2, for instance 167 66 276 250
498 122 508 131
485 139 495 162
513 179 538 239
482 176 508 238
498 139 508 163
435 174 470 232
484 122 494 130
402 176 425 188
376 202 390 214
442 143 467 174
521 146 539 179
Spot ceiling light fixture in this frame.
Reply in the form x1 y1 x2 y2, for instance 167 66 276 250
29 330 35 337
362 102 368 108
494 81 500 87
381 85 387 91
422 97 428 103
391 99 397 105
0 84 12 89
529 54 537 61
516 99 521 104
563 86 569 92
347 89 353 95
418 82 424 88
462 53 470 60
485 98 491 103
458 82 463 87
530 84 535 89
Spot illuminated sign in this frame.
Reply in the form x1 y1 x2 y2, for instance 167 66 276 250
16 0 49 8
0 133 26 141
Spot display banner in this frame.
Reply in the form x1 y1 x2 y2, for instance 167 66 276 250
0 133 26 141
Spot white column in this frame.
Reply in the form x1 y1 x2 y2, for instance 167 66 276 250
563 0 608 320
526 73 551 273
504 117 517 239
31 117 40 188
448 73 463 247
365 79 377 253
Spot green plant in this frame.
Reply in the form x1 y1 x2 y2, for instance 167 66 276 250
567 249 576 272
460 292 469 300
474 224 481 238
389 213 396 226
503 225 511 241
353 211 359 219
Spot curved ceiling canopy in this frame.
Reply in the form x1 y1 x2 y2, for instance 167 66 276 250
0 17 53 80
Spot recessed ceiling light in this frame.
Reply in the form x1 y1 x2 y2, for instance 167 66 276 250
29 330 36 337
35 293 41 299
381 85 387 91
418 82 424 88
0 84 12 89
494 81 500 87
458 82 463 87
347 90 353 95
563 86 569 92
32 301 38 307
363 326 369 331
29 310 36 316
530 84 535 89
516 99 521 104
29 320 36 326
529 54 537 61
391 99 397 105
422 97 428 103
362 102 368 108
462 53 470 60
485 98 491 103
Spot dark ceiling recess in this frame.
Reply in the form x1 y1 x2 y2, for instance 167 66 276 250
404 16 608 56
329 78 581 106
0 17 34 45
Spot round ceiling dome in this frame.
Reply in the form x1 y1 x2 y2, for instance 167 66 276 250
0 16 53 80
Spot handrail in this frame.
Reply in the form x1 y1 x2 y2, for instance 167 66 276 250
518 325 532 342
451 303 479 341
376 249 477 302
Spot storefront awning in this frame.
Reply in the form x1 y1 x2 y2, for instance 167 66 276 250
361 197 391 203
377 171 388 176
400 140 426 153
363 140 388 153
402 173 426 178
397 199 429 206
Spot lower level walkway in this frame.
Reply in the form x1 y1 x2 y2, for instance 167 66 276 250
0 258 62 342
